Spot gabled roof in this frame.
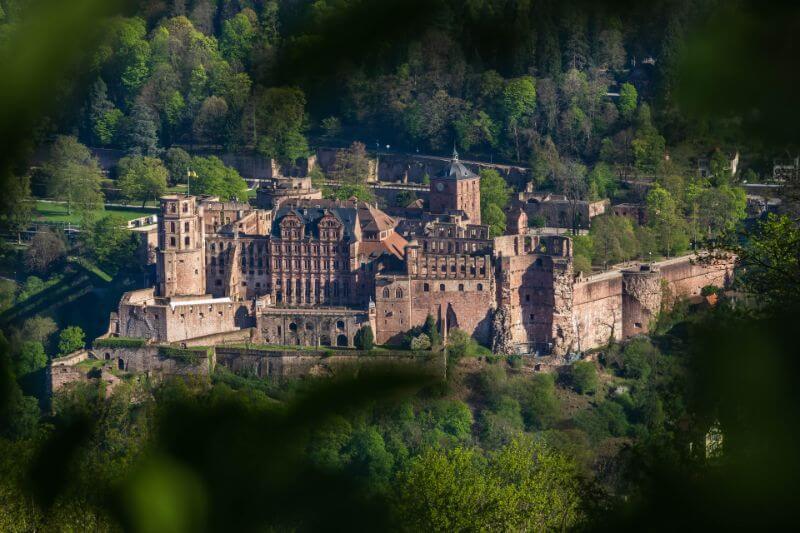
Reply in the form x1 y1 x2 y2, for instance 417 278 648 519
272 204 358 241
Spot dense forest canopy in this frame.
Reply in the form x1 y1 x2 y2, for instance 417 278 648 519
1 0 792 172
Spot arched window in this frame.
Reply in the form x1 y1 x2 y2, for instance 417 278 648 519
423 283 430 292
396 288 403 298
383 288 390 298
336 320 345 330
439 284 445 292
289 322 298 332
477 283 483 291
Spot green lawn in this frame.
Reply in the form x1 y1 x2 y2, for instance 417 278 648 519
34 201 158 224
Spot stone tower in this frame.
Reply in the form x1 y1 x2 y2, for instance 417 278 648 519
157 195 206 297
621 265 663 338
429 148 482 224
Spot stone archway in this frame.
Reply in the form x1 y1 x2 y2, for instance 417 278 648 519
320 335 331 346
336 334 348 347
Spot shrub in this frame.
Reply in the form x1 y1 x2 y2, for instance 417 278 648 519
410 334 431 351
354 325 374 351
446 328 478 360
621 337 658 381
571 361 598 394
58 326 85 355
94 337 147 349
511 373 560 430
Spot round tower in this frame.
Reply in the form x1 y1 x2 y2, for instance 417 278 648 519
622 264 663 338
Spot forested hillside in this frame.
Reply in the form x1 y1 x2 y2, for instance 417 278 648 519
0 0 763 170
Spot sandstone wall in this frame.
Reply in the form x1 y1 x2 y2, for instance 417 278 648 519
656 255 734 301
215 347 443 382
572 272 624 351
256 308 368 348
622 268 663 338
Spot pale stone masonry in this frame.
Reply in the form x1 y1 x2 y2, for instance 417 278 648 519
105 156 734 357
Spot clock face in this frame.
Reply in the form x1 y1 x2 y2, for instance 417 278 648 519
435 182 445 192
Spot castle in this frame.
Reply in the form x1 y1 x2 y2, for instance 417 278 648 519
106 152 734 357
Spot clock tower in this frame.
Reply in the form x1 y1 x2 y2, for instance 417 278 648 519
429 148 482 224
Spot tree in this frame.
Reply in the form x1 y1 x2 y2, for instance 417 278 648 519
249 86 309 164
88 78 124 146
396 438 582 531
618 83 638 120
330 142 374 202
736 214 800 306
14 341 46 376
502 76 536 161
220 9 257 68
590 215 638 267
320 116 342 141
647 186 688 256
571 360 598 394
446 329 478 360
193 96 229 145
25 229 66 274
190 156 248 200
58 326 85 356
555 160 588 234
0 175 33 243
695 185 746 241
512 373 560 430
164 147 192 186
122 102 160 156
479 169 511 237
117 156 168 207
354 326 374 351
424 314 441 350
83 214 138 273
41 136 104 216
480 204 503 238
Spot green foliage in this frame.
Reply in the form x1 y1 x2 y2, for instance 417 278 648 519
82 214 138 274
94 337 146 349
621 337 659 381
618 83 638 120
252 86 309 163
117 155 168 206
354 325 374 351
423 314 441 350
479 169 511 236
330 141 373 202
571 361 598 394
446 329 478 360
164 147 192 186
574 399 631 442
41 136 104 216
396 438 581 531
190 156 248 200
58 326 85 355
24 229 66 274
14 340 47 376
736 214 800 306
410 333 431 352
647 185 689 256
590 215 638 266
511 373 561 430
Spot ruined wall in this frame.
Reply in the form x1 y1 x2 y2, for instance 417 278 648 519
572 272 624 351
657 254 734 301
91 346 211 376
215 347 442 382
256 309 368 348
164 300 252 343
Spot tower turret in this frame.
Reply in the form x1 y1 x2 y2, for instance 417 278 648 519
157 195 206 297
